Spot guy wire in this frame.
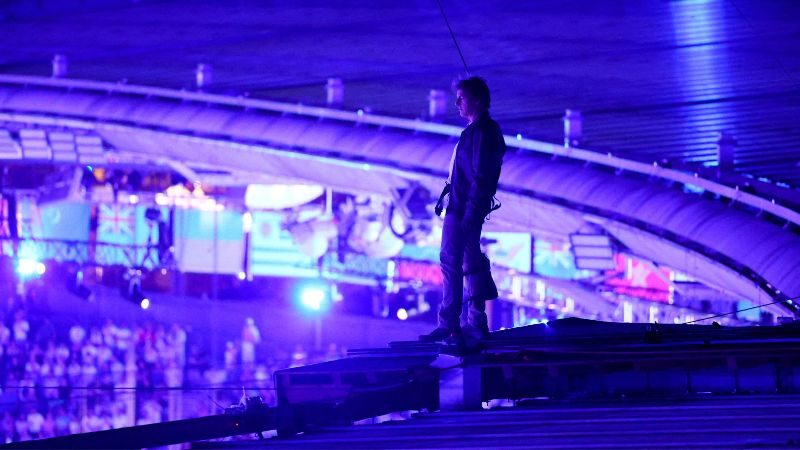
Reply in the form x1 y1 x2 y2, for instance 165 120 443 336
434 0 471 75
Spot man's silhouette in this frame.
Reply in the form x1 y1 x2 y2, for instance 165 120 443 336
421 76 506 345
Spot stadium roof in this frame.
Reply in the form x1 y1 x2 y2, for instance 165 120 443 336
0 0 798 184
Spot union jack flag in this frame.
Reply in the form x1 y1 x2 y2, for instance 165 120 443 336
97 204 135 243
534 239 579 279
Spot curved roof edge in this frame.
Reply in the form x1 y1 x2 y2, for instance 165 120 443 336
0 74 797 227
0 83 798 314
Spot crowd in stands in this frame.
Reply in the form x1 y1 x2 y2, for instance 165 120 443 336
0 295 346 444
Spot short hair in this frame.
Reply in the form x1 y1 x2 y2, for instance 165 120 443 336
456 76 491 110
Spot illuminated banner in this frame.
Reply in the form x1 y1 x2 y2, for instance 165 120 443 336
249 212 318 277
174 208 244 274
323 252 388 280
397 244 439 263
394 260 443 286
736 300 760 322
483 232 531 273
533 238 580 279
604 254 673 303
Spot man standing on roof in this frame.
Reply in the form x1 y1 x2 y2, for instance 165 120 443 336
420 76 506 345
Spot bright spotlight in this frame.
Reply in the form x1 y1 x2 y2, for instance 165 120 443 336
299 285 328 312
140 298 150 310
16 259 46 278
237 271 247 281
396 308 409 321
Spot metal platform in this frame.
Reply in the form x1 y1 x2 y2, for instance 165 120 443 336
192 319 800 448
367 318 800 409
273 354 441 436
193 395 800 449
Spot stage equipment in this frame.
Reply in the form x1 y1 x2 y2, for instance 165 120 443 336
244 184 324 211
196 63 212 88
563 109 583 147
52 54 67 78
326 78 344 105
389 182 435 244
37 166 83 204
67 268 93 301
570 231 615 270
123 268 150 310
716 131 736 174
288 218 337 259
428 89 447 117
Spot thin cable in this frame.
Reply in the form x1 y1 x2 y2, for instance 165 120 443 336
434 0 470 75
684 295 799 325
0 385 276 391
208 394 227 412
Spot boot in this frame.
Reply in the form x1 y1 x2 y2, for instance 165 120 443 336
419 327 454 342
464 254 498 301
462 323 490 342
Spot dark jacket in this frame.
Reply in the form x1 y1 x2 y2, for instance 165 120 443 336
448 114 506 223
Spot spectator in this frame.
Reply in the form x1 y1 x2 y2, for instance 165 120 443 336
40 413 55 439
53 407 69 436
0 314 10 347
14 413 28 442
1 412 13 444
68 324 85 350
169 324 187 367
26 408 43 439
34 319 55 348
241 318 261 366
290 345 308 368
12 310 29 343
224 341 238 370
102 319 117 348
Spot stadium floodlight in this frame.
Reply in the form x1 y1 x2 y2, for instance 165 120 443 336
396 308 409 321
16 258 46 278
297 283 329 313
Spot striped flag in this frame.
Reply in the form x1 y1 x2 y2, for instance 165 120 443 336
174 208 244 274
249 212 318 277
15 199 90 261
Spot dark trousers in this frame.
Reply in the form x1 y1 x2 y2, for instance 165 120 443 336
438 212 488 332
